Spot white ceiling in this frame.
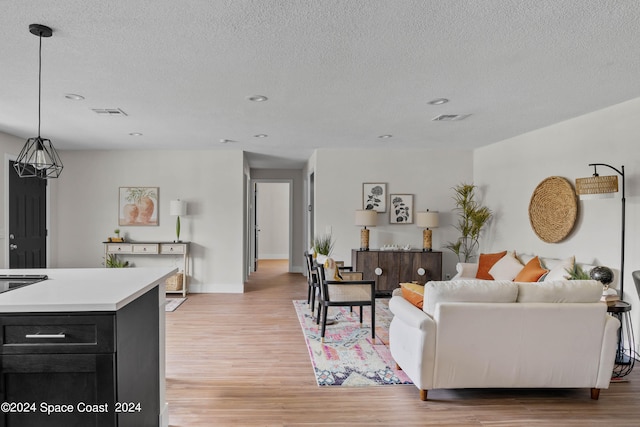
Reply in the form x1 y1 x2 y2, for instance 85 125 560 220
2 1 640 168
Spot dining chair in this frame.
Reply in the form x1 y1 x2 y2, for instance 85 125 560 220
316 263 376 343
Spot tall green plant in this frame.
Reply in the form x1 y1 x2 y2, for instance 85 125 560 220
444 183 492 262
313 233 335 256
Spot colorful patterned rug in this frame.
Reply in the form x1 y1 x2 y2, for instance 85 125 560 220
293 299 412 387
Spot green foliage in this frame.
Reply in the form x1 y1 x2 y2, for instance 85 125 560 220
104 253 129 268
313 233 335 256
444 183 492 262
565 264 590 280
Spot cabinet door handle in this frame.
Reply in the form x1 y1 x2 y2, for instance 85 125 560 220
417 268 426 276
25 333 66 339
374 267 383 276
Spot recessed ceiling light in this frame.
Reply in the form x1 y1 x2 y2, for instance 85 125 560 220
254 134 268 138
428 98 449 105
64 93 85 100
378 134 393 139
247 95 268 102
129 132 143 136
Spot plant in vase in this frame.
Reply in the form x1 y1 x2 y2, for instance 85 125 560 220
104 253 129 268
313 233 335 264
444 183 492 262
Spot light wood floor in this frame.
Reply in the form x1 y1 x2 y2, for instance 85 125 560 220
166 259 640 426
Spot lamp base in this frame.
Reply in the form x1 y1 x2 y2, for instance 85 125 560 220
360 228 370 251
422 229 433 252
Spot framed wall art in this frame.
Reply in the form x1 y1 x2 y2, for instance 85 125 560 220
119 187 159 226
362 183 387 212
390 194 413 224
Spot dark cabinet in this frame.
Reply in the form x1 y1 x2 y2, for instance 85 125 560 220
0 286 159 427
352 250 442 295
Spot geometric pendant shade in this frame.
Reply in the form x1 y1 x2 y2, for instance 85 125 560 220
14 136 64 178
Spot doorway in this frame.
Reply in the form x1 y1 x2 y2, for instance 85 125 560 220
250 180 292 273
5 159 48 268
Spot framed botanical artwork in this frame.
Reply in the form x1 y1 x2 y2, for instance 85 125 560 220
362 183 387 212
119 187 159 226
390 194 413 224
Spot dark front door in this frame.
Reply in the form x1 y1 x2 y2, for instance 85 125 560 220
8 161 47 268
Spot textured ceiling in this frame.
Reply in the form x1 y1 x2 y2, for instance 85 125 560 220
1 1 639 168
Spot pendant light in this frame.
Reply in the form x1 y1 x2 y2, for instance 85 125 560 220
14 24 63 179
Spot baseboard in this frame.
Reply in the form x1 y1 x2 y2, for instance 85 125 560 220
189 283 244 293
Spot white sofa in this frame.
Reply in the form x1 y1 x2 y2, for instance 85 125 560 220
388 279 620 401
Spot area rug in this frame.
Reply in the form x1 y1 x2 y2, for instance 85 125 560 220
293 299 412 387
165 297 187 312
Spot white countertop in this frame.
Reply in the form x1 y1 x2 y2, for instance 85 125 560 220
0 267 176 313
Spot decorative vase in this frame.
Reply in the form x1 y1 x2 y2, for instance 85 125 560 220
590 266 614 286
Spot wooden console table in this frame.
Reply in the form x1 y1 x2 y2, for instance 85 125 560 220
351 249 442 296
103 242 190 296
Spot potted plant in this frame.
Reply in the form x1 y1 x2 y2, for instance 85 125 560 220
444 183 492 262
104 254 129 268
313 233 335 264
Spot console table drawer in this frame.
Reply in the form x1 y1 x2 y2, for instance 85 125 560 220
133 243 159 254
160 244 185 254
0 315 115 354
106 243 133 254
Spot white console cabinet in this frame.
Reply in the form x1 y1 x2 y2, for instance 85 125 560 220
103 242 190 296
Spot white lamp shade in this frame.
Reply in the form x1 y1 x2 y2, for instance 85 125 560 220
170 200 187 216
355 209 377 227
416 211 439 228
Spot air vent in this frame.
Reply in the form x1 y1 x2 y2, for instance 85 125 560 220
91 108 128 116
432 114 471 121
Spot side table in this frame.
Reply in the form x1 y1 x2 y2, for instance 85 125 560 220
607 301 636 378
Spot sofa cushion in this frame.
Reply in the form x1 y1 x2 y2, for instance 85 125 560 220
423 280 518 316
543 255 575 281
489 251 524 280
475 251 507 280
517 280 603 303
513 256 549 282
400 282 424 309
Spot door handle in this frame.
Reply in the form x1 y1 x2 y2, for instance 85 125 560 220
9 244 17 250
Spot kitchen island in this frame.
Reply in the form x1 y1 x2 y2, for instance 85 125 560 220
0 267 175 427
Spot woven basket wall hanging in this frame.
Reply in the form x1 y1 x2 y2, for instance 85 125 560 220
528 176 578 243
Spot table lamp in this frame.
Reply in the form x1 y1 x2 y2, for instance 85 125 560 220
355 209 377 251
416 210 439 251
170 199 187 242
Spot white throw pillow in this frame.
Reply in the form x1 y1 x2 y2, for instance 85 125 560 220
543 255 575 281
489 252 524 280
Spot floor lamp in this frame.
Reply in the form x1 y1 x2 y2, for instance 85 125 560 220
575 163 625 297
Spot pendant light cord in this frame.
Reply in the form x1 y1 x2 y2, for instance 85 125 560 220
37 31 42 137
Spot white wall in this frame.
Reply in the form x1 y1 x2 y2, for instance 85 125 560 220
474 97 640 341
310 148 474 278
52 149 246 292
256 182 289 259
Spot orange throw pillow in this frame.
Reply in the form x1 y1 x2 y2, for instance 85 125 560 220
401 283 425 309
513 256 549 282
475 251 507 280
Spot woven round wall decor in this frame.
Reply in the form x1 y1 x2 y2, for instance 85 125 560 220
528 176 578 243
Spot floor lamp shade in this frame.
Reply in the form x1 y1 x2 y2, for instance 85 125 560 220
355 209 377 250
416 211 439 251
170 200 187 242
575 175 618 199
